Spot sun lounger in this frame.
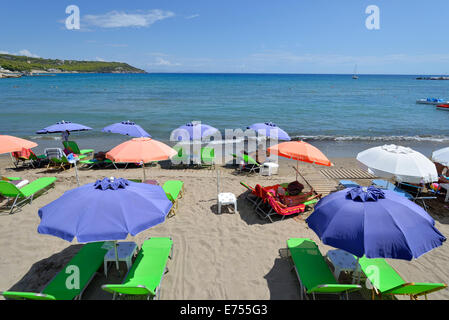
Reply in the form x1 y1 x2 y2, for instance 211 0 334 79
12 148 47 168
0 177 57 214
372 179 414 199
286 238 361 300
396 182 436 211
240 181 261 207
261 191 318 222
200 147 215 169
102 237 173 300
170 146 189 167
63 141 94 156
232 153 261 174
0 242 107 300
253 184 318 222
338 180 360 189
163 180 184 217
357 256 447 300
80 158 114 169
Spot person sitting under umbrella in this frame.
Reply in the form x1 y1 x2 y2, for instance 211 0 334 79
276 183 321 207
434 161 449 183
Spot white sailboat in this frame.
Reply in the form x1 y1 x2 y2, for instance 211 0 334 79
352 64 359 79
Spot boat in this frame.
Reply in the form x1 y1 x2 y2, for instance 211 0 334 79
352 64 359 79
436 104 449 111
416 98 449 105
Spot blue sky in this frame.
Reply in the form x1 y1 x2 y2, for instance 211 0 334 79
1 0 449 74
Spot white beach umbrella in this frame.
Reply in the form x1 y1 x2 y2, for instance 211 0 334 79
356 144 438 184
432 147 449 166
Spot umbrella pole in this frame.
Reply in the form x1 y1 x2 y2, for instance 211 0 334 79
296 161 299 181
217 170 220 194
74 161 80 187
292 164 314 192
352 257 360 284
9 152 15 168
114 241 119 271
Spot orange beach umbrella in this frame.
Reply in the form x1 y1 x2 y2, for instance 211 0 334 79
0 135 38 155
0 135 38 175
106 138 177 180
268 141 332 167
268 141 332 188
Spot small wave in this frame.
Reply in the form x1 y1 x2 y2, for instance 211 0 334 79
28 135 61 141
293 135 449 143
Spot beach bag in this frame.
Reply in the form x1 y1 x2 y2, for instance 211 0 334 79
287 181 304 196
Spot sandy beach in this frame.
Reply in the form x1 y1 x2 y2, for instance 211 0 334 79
0 154 448 300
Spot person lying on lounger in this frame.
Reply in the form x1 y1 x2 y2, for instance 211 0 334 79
277 186 321 207
434 162 449 183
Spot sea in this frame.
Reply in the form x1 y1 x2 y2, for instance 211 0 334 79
1 73 449 158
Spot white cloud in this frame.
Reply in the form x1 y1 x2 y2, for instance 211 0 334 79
96 57 105 62
17 49 40 58
83 10 175 28
147 57 181 67
185 14 200 19
0 49 40 57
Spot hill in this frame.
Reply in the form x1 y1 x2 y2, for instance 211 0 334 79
0 54 146 74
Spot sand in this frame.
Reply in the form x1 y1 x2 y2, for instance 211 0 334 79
1 154 448 300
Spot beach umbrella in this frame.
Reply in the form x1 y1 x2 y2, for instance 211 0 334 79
268 141 332 187
0 135 37 154
357 144 438 184
431 147 449 166
170 121 219 141
37 177 173 271
247 122 291 141
306 186 446 261
102 120 151 138
36 120 92 134
0 135 38 171
106 137 177 180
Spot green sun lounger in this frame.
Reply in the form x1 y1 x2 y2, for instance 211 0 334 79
102 237 173 300
63 141 94 156
80 158 113 169
357 256 447 300
286 238 361 300
0 177 57 214
1 242 108 300
2 177 22 181
200 147 215 169
163 180 184 217
232 153 261 174
171 146 189 167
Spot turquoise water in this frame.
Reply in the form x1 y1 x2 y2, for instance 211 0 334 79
1 73 449 157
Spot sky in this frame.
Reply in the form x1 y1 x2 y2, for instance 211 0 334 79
1 0 449 74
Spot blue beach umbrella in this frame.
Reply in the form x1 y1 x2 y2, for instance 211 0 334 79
247 122 291 141
305 186 446 261
170 121 219 141
38 178 173 270
102 120 151 138
36 120 92 134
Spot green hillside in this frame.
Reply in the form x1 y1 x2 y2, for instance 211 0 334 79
0 54 146 73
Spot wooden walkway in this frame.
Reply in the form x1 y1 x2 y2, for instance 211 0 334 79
301 171 338 196
320 168 376 180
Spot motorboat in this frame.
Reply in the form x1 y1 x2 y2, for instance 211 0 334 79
416 98 449 105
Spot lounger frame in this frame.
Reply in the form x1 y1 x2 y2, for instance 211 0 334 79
107 236 174 300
